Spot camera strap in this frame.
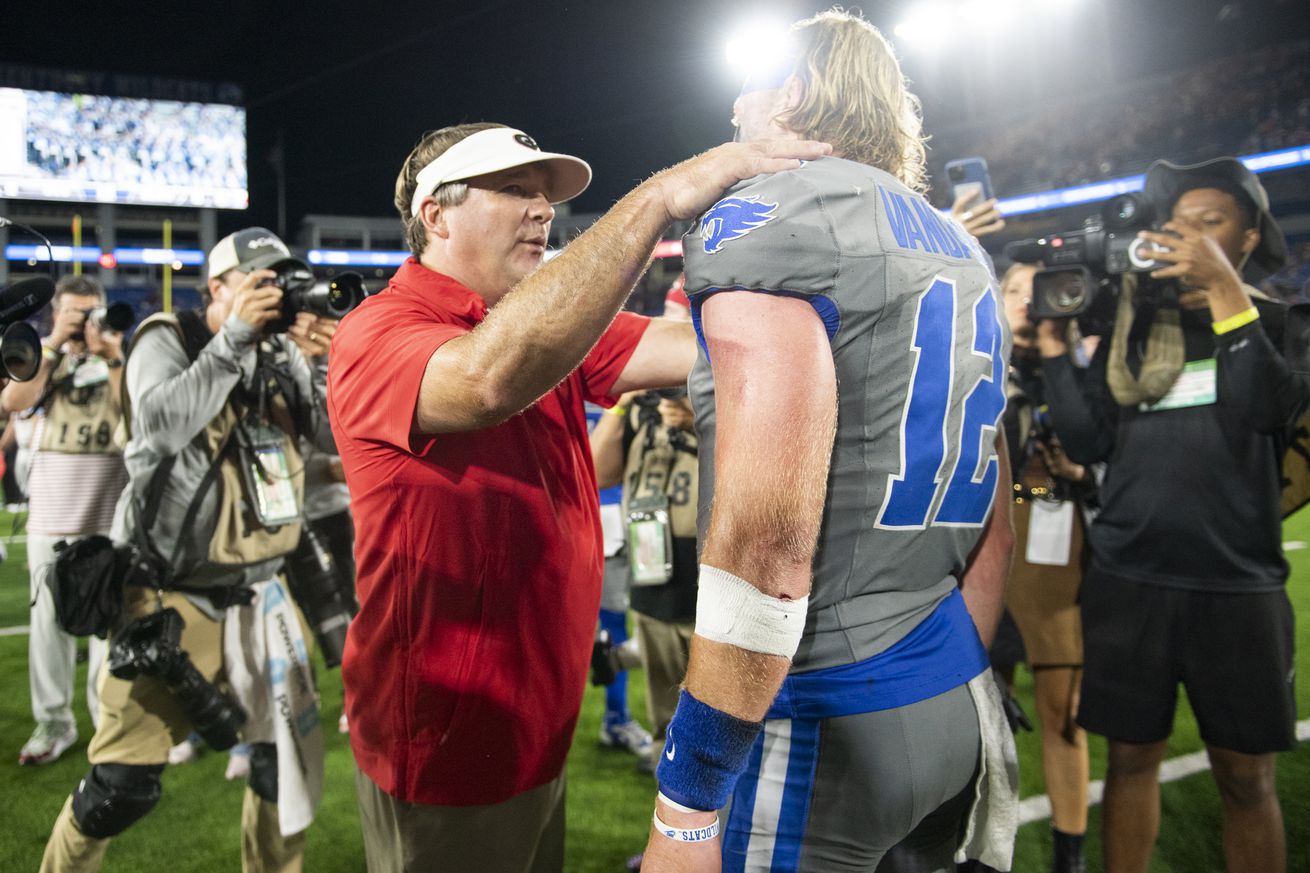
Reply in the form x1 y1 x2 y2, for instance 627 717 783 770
1105 275 1184 406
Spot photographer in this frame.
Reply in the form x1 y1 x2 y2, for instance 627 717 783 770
1036 158 1304 873
2 275 127 767
39 228 337 873
1000 262 1094 873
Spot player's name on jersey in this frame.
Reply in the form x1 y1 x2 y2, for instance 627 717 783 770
879 187 973 260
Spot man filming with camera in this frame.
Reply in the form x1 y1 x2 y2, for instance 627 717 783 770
1033 158 1304 873
3 275 128 767
40 228 338 873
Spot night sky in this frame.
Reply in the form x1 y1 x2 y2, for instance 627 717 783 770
2 0 1306 237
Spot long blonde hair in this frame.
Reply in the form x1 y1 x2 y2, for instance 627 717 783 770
778 9 928 192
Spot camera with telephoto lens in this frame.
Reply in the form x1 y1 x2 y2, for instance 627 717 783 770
284 525 356 669
260 258 365 334
1005 192 1178 322
108 608 247 750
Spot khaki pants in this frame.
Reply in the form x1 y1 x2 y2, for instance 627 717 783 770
632 612 694 760
355 767 565 873
40 586 306 873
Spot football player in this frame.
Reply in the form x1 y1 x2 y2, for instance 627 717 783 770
641 10 1018 872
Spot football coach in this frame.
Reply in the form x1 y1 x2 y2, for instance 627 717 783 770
327 123 829 872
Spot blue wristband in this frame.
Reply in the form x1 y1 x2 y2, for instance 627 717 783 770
656 689 762 812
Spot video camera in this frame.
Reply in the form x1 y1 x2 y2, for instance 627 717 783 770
0 276 54 381
1005 192 1175 323
260 258 366 334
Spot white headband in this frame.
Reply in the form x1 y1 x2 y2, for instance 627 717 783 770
409 127 592 216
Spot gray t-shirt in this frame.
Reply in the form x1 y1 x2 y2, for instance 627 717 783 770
684 156 1011 671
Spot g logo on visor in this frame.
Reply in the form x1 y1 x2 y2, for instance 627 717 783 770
515 134 540 151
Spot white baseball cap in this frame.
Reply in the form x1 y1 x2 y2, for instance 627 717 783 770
409 127 592 217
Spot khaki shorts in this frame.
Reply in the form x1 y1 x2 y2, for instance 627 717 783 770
1005 497 1085 668
355 767 566 873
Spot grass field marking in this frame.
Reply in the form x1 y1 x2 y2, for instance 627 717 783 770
1018 718 1310 825
0 624 30 637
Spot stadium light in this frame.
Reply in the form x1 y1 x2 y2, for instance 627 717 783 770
893 4 947 48
961 0 1019 30
724 20 792 69
895 0 1078 47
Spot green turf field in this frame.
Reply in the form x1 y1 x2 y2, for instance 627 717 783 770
0 511 1306 872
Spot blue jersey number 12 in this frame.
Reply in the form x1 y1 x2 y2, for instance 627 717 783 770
876 276 1006 529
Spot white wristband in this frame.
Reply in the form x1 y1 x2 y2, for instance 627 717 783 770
652 810 721 843
694 564 808 657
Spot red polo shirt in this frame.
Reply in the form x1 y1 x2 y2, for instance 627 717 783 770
328 258 649 806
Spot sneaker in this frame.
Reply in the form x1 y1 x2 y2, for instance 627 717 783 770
338 711 349 734
600 718 653 759
19 721 77 766
225 747 251 781
167 736 202 765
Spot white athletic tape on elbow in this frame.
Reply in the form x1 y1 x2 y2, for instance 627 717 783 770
694 564 808 657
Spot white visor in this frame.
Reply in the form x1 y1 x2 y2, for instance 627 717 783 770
409 127 592 216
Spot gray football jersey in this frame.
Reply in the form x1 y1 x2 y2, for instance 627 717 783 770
684 156 1010 672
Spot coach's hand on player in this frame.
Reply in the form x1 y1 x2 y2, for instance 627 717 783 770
951 188 1006 238
650 139 832 224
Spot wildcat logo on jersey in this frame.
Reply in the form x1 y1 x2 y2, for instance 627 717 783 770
700 196 778 254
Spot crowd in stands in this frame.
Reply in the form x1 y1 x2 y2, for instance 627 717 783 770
23 91 246 192
1263 239 1310 303
927 40 1310 198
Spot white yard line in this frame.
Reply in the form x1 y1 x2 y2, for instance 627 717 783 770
1019 718 1310 825
0 619 1303 824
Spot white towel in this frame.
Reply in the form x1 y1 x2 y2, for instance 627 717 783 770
223 577 325 837
955 669 1021 870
